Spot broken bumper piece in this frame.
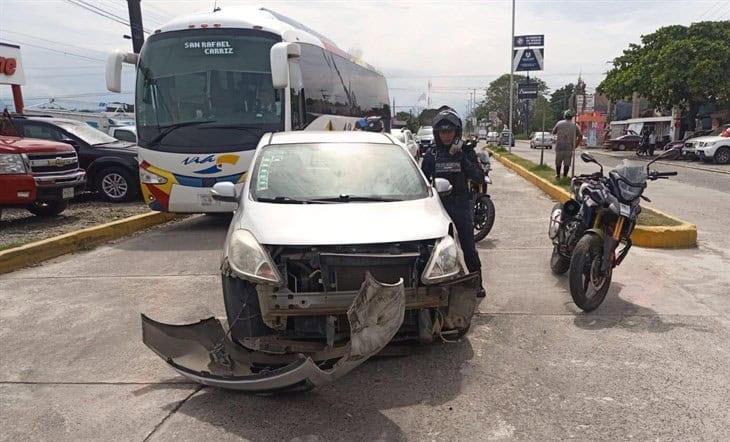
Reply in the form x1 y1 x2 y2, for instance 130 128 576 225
141 273 406 392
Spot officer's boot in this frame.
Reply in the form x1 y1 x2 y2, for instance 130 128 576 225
476 273 486 298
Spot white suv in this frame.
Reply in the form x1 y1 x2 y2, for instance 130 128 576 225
693 134 730 164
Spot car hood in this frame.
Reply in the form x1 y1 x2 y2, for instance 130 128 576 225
0 136 76 154
238 194 450 245
689 135 726 142
94 143 138 156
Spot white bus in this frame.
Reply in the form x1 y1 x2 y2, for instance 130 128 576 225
106 7 390 212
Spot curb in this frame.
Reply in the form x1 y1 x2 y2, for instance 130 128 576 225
489 150 697 249
0 211 180 275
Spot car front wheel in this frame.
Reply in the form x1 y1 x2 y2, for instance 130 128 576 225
96 167 138 202
714 147 730 164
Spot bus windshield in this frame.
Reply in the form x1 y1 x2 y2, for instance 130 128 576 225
136 29 283 153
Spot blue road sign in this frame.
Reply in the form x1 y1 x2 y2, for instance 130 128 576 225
513 48 544 71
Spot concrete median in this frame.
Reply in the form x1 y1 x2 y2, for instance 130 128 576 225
0 211 181 274
489 149 697 249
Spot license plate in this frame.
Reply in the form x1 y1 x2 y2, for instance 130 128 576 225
619 203 630 217
199 194 220 207
62 187 74 199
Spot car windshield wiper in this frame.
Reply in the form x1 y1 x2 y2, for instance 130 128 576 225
147 120 216 146
256 196 327 204
311 195 403 203
199 124 266 137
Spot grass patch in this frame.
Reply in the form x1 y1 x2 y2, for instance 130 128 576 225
487 147 682 227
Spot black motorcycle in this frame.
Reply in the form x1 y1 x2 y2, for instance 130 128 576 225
548 149 679 311
471 150 496 241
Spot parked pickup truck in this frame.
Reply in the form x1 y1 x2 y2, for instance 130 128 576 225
0 131 85 218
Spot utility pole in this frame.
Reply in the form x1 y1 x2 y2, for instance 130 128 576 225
540 100 546 166
508 0 515 152
126 0 145 53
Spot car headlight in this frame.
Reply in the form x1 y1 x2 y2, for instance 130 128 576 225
0 153 27 174
226 229 283 285
421 235 467 284
140 168 167 184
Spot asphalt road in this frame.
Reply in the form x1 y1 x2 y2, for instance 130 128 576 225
508 140 730 251
1 161 728 440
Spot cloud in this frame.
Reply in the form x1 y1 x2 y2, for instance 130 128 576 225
0 0 704 115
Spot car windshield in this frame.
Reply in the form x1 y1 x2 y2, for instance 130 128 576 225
417 127 433 136
56 122 118 145
251 143 428 202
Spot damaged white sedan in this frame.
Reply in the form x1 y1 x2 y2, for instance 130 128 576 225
142 131 480 392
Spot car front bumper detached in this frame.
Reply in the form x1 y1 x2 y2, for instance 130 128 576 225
141 273 408 392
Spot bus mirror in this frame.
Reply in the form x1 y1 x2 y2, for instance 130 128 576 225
270 42 301 89
106 50 138 93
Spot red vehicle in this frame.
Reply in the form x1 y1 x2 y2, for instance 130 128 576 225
0 119 85 218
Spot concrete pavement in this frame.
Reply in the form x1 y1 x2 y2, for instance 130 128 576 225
1 161 729 440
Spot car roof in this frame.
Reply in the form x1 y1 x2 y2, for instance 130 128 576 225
266 131 396 145
19 116 85 125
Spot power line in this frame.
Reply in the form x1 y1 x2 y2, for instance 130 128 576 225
64 0 151 34
0 38 104 62
23 91 134 100
694 0 724 21
0 29 108 56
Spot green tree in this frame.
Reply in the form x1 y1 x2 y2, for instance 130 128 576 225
395 111 419 133
417 108 439 127
598 21 730 113
550 83 574 122
475 74 549 135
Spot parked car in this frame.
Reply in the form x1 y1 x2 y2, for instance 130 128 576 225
12 116 139 202
477 128 488 141
681 126 727 160
606 130 641 151
140 130 480 391
693 133 730 164
529 131 554 149
486 131 499 144
389 128 418 158
499 130 514 147
111 125 136 143
1 118 85 218
416 125 435 155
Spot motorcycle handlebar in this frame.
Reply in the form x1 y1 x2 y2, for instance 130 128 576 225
650 171 678 180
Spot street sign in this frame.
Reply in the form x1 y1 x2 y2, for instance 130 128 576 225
513 48 544 72
514 35 544 48
518 82 539 99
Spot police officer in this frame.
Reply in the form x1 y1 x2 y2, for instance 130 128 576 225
422 109 486 298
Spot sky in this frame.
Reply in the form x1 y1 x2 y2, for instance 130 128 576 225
1 0 727 116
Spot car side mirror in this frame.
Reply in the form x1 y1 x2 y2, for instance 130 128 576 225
60 137 79 148
210 182 238 203
434 177 452 196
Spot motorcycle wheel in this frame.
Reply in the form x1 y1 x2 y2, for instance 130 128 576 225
473 194 495 242
568 234 612 311
550 245 570 275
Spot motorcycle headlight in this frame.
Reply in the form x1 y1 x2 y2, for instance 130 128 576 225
140 167 168 184
0 153 27 174
226 229 282 285
421 235 466 284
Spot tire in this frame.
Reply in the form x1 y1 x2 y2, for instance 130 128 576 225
568 234 612 311
550 245 570 275
714 147 730 165
473 194 495 242
618 143 627 151
27 200 68 217
96 167 138 202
